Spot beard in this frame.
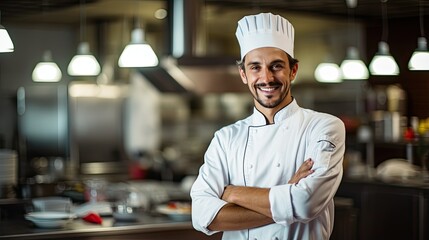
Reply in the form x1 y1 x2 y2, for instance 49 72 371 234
253 81 290 108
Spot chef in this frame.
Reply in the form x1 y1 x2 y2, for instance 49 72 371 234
191 12 346 240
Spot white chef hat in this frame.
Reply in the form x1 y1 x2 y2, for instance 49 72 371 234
236 12 295 60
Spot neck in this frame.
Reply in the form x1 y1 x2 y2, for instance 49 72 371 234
255 97 293 124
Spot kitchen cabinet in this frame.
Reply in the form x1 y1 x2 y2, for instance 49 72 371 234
336 179 429 240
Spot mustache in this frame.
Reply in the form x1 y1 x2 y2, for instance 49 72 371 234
255 82 283 88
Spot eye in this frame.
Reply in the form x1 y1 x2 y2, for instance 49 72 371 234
271 63 285 71
249 65 261 71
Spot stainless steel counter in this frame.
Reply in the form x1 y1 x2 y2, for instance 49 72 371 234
0 213 221 240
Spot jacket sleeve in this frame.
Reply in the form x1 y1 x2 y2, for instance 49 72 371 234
269 116 346 225
190 130 229 235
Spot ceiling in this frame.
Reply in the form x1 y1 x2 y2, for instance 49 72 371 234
0 0 427 92
205 0 429 20
0 0 166 26
0 0 428 27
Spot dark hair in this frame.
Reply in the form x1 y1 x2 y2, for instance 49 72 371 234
236 53 299 71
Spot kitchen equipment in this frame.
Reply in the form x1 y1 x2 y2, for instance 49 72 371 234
25 211 75 228
112 202 139 222
376 158 421 183
73 201 112 217
0 149 17 199
156 201 191 221
84 179 107 203
0 149 17 185
32 196 72 212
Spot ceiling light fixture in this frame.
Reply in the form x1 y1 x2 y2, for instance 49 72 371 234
0 11 14 53
369 0 399 75
408 0 429 71
340 0 369 80
118 0 158 68
118 27 159 68
314 57 342 83
32 50 62 82
341 47 369 80
67 0 101 76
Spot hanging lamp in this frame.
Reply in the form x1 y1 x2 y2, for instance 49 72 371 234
369 41 399 75
369 0 399 75
67 0 101 76
408 0 429 71
314 60 342 83
32 50 62 82
118 21 158 68
340 0 369 80
118 28 158 67
0 11 14 53
341 47 369 79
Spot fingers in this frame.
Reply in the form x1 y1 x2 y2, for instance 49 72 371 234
304 159 315 174
300 158 314 172
288 159 315 184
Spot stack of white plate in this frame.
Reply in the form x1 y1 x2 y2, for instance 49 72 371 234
25 211 76 228
0 149 17 185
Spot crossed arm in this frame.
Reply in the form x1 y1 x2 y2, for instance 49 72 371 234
208 158 314 231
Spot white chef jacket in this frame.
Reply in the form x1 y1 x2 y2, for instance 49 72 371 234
191 99 346 240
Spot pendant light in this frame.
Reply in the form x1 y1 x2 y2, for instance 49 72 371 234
314 57 342 83
369 0 399 75
341 47 369 79
118 1 158 68
118 27 159 68
408 0 429 71
340 0 369 80
67 0 101 76
0 11 14 53
32 50 62 82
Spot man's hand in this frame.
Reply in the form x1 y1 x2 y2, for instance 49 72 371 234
221 185 235 203
288 158 314 184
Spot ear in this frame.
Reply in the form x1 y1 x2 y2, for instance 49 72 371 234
239 67 248 84
290 63 299 81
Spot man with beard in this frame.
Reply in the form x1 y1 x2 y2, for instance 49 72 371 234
191 12 346 240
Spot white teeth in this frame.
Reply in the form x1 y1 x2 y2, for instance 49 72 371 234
260 87 276 91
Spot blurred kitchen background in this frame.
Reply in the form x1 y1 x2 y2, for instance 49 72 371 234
0 0 429 239
0 0 374 186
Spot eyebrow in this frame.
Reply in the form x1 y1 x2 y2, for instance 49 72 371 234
246 61 261 67
270 59 287 65
246 59 286 67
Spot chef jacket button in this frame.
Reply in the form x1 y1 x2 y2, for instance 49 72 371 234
250 164 253 169
273 237 279 240
276 163 280 167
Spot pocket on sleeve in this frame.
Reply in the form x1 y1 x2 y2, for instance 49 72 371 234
313 138 336 171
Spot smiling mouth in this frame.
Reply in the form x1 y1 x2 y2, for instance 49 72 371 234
258 86 278 92
256 83 281 93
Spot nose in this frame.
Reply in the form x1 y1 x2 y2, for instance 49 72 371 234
260 66 274 82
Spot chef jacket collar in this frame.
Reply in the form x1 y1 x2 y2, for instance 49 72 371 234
252 98 299 126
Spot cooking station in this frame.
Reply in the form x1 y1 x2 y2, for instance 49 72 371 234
0 211 221 240
0 179 222 240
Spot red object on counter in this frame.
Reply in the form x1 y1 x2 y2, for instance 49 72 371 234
403 127 415 141
128 162 148 179
82 212 103 224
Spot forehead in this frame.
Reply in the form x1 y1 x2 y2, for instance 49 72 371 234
244 47 289 64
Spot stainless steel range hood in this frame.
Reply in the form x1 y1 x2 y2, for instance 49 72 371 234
139 56 246 94
138 0 247 94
